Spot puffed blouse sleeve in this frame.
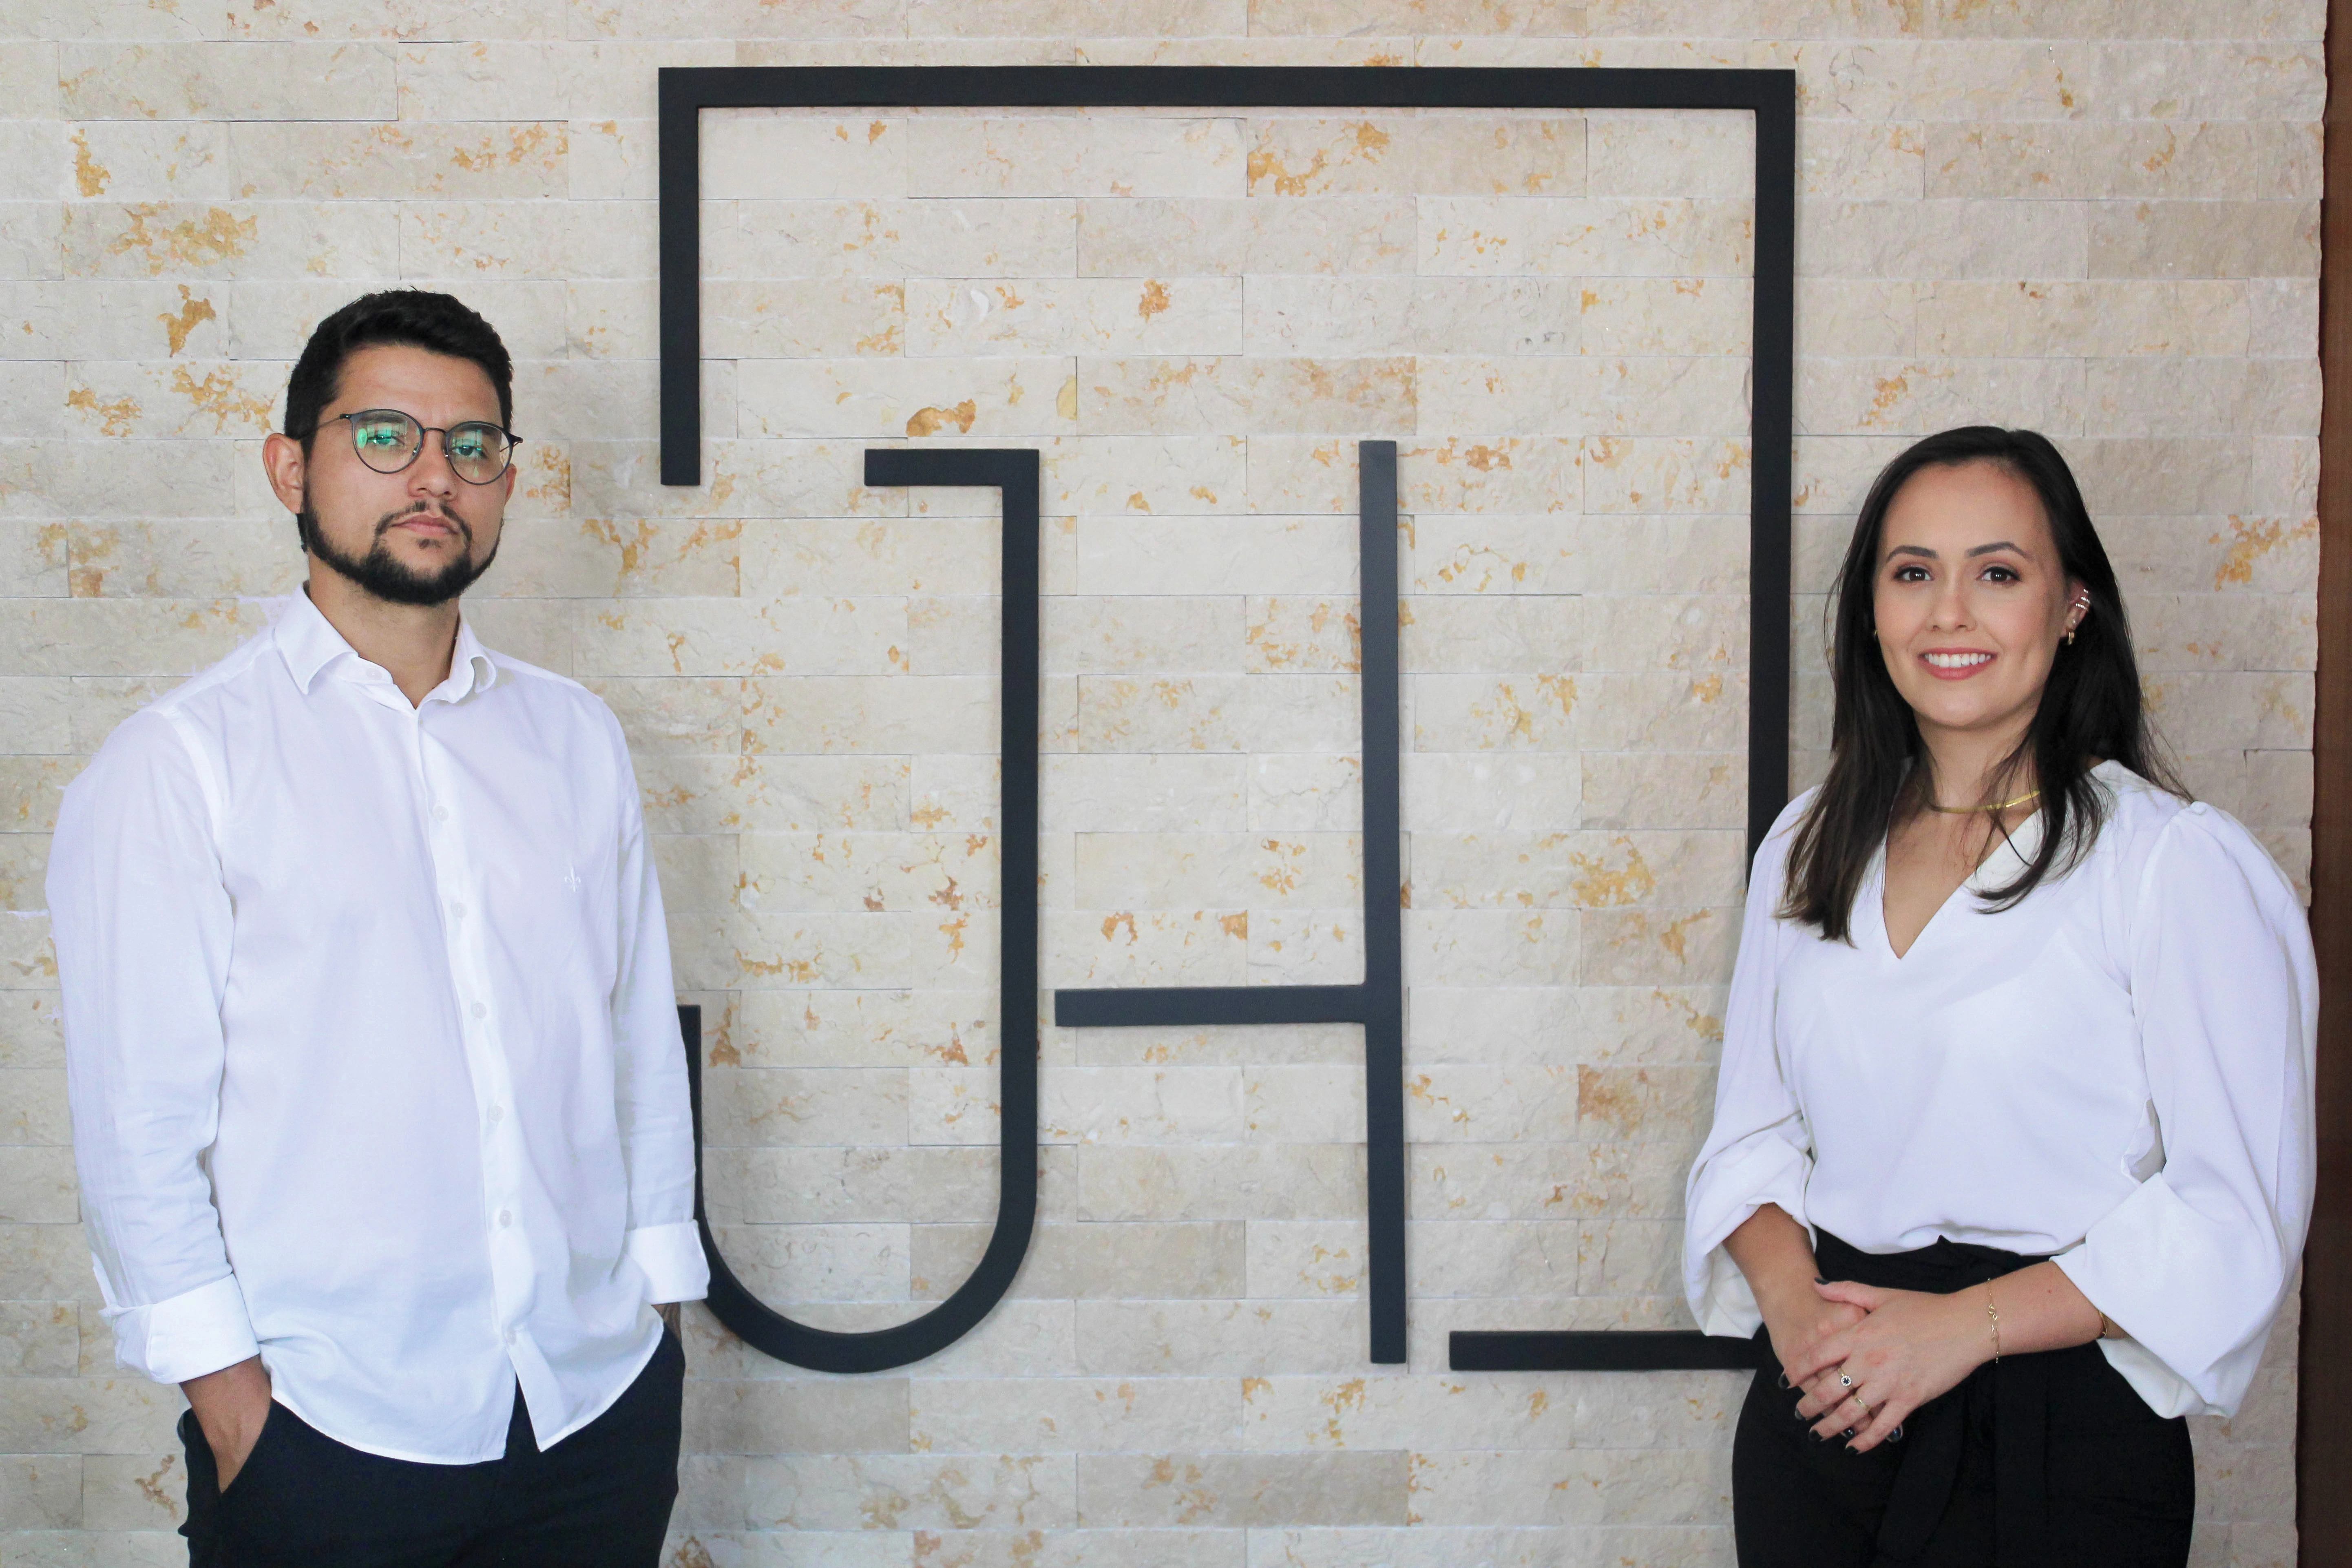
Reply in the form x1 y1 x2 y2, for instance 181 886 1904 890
2053 803 2317 1417
1682 794 1814 1340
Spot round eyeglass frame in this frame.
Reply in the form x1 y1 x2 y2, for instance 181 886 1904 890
318 409 522 485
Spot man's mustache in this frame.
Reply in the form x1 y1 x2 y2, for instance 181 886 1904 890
376 502 473 544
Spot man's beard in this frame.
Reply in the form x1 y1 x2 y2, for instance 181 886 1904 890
298 499 497 608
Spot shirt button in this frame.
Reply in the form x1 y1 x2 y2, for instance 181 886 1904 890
470 1002 487 1020
504 1327 517 1345
433 805 449 823
449 902 466 920
497 1209 512 1229
484 1104 503 1126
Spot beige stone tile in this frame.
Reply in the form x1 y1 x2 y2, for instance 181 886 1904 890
738 831 997 915
897 116 1244 200
1580 595 1746 676
60 199 395 281
0 1225 95 1301
227 120 565 200
1248 1526 1648 1568
722 991 997 1076
1044 906 1248 991
1249 0 1581 29
1079 1451 1407 1527
1586 112 1753 201
1075 197 1415 277
0 991 65 1069
1247 753 1364 833
2130 591 2314 674
1077 36 1419 66
1078 1144 1362 1222
911 1376 1239 1457
0 204 64 283
398 200 654 281
686 1377 910 1455
700 112 911 201
1405 515 1579 597
1241 1371 1574 1451
77 1453 182 1530
741 357 1074 442
743 1453 1077 1533
708 198 1076 280
1046 595 1247 676
1065 1021 1359 1069
1079 356 1414 439
1796 354 2089 438
1916 279 2249 358
908 276 1242 359
2089 357 2319 439
0 1303 78 1376
1801 197 2089 281
1079 516 1355 596
0 1147 77 1222
1412 829 1744 911
701 278 909 363
913 1221 1244 1299
702 1065 910 1148
1071 833 1359 910
703 1221 910 1305
1416 1138 1689 1221
1407 1446 1728 1526
1422 197 1754 279
1046 753 1249 833
60 42 396 120
902 1526 1244 1566
1417 355 1750 439
1409 673 1577 753
673 909 919 990
0 1378 182 1454
60 122 231 203
1406 909 1578 986
1580 277 1753 358
1580 905 1740 986
1074 1300 1366 1376
1077 672 1357 754
1245 116 1582 199
1248 277 1560 359
1404 985 1579 1065
0 1455 80 1528
1580 752 1745 833
1399 754 1579 833
2089 199 2317 282
572 597 906 679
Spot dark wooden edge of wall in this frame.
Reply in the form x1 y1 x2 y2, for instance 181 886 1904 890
2303 1 2352 1558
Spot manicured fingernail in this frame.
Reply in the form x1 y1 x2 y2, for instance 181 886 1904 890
1777 1371 1791 1389
1841 1428 1855 1439
1888 1425 1905 1443
1814 1276 1828 1285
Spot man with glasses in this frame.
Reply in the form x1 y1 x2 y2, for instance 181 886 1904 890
46 290 706 1565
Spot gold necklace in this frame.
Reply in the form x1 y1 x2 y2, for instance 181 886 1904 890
1925 789 2040 815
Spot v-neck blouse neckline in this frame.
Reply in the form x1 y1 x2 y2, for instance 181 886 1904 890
1870 803 2047 963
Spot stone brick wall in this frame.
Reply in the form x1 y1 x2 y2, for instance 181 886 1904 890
0 3 2318 1565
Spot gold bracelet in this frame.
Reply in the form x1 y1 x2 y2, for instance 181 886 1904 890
1984 1280 2003 1363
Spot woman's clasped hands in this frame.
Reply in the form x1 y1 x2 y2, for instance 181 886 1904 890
1782 1279 2003 1453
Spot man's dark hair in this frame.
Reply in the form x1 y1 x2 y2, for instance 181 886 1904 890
283 290 513 445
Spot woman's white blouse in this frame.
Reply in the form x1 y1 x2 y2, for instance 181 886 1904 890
1684 764 2317 1418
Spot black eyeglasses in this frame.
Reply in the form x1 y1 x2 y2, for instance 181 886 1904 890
320 409 521 485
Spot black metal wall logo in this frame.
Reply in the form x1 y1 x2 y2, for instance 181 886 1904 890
661 64 1796 1376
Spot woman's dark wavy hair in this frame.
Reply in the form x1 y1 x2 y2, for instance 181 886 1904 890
1781 425 2181 942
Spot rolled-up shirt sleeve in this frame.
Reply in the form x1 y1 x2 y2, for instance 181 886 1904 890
2054 805 2317 1417
1683 798 1812 1338
47 710 259 1384
606 715 708 1307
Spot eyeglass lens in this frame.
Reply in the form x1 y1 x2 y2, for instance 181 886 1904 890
347 411 514 484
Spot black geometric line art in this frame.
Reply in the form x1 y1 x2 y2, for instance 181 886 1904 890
660 64 1795 1376
684 449 1041 1375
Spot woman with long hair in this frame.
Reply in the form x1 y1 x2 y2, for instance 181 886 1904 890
1684 426 2317 1565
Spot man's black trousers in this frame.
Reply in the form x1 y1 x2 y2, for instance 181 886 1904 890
179 1327 684 1567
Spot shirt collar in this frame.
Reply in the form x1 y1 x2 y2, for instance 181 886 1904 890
274 589 499 704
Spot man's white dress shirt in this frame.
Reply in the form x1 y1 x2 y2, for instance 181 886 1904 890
1686 763 2317 1419
48 591 708 1464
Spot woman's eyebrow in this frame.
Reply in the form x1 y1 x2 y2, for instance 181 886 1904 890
1965 540 2025 557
